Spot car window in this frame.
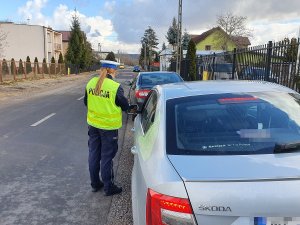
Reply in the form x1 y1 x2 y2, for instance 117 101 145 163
141 91 158 133
166 92 300 155
139 73 182 88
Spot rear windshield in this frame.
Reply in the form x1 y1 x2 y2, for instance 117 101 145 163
166 92 300 155
139 73 182 88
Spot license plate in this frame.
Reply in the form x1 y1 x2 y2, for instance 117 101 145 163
255 217 300 225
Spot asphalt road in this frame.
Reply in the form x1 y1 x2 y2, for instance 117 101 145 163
0 70 136 225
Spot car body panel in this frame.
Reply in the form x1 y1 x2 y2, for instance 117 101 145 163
132 108 189 225
185 180 300 217
131 81 300 225
168 154 300 181
161 80 294 101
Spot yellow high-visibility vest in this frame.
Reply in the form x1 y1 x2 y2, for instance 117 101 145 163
86 77 122 130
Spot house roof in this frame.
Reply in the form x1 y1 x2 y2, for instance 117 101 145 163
191 27 251 48
230 36 251 47
191 27 222 44
58 31 71 42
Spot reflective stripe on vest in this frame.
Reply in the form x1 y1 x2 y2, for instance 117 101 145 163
86 77 122 130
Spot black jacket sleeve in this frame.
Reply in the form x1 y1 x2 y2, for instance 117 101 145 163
84 90 87 106
115 85 129 111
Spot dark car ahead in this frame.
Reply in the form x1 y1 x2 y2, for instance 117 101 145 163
128 71 183 108
133 65 140 72
239 67 279 83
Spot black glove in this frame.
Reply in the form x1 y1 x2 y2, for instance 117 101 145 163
129 105 137 109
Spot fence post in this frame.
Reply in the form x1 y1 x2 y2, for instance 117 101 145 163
34 63 37 78
13 60 16 81
211 53 216 80
265 41 273 81
0 60 2 83
24 61 27 79
296 37 300 77
232 48 237 80
42 62 44 79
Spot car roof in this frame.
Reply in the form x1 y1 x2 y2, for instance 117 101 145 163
155 80 296 100
139 71 178 75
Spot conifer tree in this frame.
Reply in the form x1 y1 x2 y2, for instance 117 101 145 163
66 14 95 70
18 59 24 74
182 30 191 51
2 59 9 75
58 52 64 63
42 58 48 74
34 57 40 74
10 58 16 75
166 17 178 50
186 40 197 81
140 26 159 69
105 52 116 61
26 56 32 73
50 56 56 74
66 15 84 66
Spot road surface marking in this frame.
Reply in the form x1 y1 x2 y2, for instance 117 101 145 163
30 113 56 127
77 96 85 100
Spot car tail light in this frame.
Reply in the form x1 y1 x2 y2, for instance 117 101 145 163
135 90 150 99
146 189 196 225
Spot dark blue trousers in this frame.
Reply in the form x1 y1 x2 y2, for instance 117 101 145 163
88 126 118 191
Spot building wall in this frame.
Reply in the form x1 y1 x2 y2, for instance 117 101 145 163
62 42 69 57
195 31 236 51
45 28 62 62
0 23 63 63
1 23 45 61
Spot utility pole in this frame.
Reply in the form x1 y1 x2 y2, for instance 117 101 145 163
176 0 182 74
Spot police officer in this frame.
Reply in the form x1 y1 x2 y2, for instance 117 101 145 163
84 60 129 196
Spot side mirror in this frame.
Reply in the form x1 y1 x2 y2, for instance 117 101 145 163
127 104 139 115
124 80 132 86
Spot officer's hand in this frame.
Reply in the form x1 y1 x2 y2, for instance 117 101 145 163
128 104 138 113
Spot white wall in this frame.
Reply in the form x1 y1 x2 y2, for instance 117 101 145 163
0 23 45 62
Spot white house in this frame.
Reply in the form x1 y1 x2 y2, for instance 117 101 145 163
0 22 62 62
159 48 173 71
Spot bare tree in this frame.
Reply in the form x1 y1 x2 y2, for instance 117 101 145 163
215 12 252 50
217 12 252 37
0 24 8 58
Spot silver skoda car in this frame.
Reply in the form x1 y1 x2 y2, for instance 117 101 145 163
131 80 300 225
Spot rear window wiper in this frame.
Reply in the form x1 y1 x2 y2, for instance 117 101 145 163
274 141 300 153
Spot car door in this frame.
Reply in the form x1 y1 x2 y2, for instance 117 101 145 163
129 76 138 105
132 91 158 225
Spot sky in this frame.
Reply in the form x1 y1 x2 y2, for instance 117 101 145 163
1 0 300 54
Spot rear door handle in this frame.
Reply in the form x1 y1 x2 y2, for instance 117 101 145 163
131 146 137 155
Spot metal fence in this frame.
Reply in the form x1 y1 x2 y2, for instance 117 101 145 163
171 39 300 92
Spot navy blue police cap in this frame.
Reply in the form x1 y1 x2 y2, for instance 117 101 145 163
100 60 120 69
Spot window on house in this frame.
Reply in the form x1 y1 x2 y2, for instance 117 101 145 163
205 45 211 50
